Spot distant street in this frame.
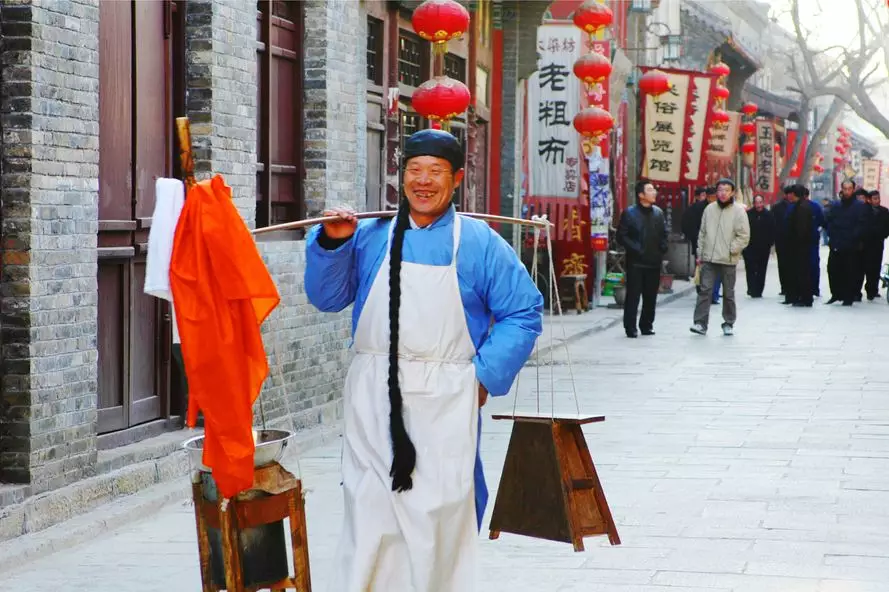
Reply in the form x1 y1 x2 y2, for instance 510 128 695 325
4 254 889 591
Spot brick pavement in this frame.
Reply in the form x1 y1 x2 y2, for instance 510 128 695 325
4 254 889 591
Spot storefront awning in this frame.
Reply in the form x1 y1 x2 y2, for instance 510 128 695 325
741 85 801 122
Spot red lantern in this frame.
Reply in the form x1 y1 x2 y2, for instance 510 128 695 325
833 156 844 165
837 126 847 133
740 122 755 135
411 76 471 121
710 62 731 78
711 109 731 125
573 52 612 84
836 145 846 155
713 85 730 101
591 236 608 252
638 69 672 97
814 165 825 174
411 0 470 45
572 0 613 35
573 106 614 142
741 102 758 116
741 142 756 154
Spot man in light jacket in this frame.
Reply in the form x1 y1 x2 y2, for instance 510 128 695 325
690 178 751 336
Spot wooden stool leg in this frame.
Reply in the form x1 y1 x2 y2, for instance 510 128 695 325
219 498 244 592
192 479 215 592
289 484 312 591
572 427 621 546
574 280 583 314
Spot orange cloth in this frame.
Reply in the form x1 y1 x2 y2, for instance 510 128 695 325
170 175 280 499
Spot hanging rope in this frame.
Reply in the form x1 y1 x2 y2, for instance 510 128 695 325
544 219 581 417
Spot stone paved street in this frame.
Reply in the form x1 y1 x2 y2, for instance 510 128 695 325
4 254 889 591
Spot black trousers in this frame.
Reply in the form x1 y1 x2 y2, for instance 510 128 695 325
785 247 813 304
864 241 884 298
624 265 660 333
827 248 861 303
743 249 770 297
775 244 789 294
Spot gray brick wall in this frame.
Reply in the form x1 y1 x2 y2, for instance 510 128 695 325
304 0 367 216
185 0 256 221
0 0 365 497
254 0 366 429
0 0 100 491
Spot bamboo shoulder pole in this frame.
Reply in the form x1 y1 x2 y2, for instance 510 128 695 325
173 115 548 234
251 211 552 235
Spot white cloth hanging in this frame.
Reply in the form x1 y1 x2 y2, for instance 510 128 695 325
144 177 185 344
329 214 479 592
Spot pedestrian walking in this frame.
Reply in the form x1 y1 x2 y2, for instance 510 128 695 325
805 186 826 298
772 188 792 296
690 178 751 336
864 190 889 300
617 180 668 338
821 198 832 245
826 180 869 306
305 129 543 591
742 195 775 298
784 185 815 307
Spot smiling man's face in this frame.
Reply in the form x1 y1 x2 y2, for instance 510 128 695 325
403 156 465 226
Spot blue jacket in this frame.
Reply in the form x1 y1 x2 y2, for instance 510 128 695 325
304 205 544 530
826 198 869 251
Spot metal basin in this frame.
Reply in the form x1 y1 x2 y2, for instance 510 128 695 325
182 428 294 472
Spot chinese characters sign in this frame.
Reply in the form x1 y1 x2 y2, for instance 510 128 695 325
862 159 882 191
706 111 740 159
642 72 690 184
527 25 582 198
754 120 776 195
684 74 715 184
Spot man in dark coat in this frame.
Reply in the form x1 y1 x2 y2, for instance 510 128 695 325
617 180 668 338
826 180 870 305
864 190 889 300
803 186 826 298
742 194 775 298
785 185 815 306
772 187 793 296
682 187 709 257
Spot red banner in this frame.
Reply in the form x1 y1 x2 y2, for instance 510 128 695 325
786 130 808 178
639 67 695 187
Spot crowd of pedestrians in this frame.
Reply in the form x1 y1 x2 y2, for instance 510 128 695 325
617 178 889 340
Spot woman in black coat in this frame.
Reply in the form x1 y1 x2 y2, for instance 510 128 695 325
743 195 776 298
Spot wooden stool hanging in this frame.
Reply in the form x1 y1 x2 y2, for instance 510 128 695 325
488 412 620 551
487 215 621 552
191 462 312 591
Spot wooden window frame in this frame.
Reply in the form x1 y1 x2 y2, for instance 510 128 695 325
256 0 305 232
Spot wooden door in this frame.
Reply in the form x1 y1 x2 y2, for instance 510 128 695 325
97 0 172 434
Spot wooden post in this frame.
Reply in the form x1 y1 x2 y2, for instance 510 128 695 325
192 477 214 592
175 116 196 191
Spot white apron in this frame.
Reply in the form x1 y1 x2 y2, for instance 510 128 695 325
329 215 479 592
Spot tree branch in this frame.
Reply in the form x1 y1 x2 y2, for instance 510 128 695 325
778 96 810 189
799 97 844 187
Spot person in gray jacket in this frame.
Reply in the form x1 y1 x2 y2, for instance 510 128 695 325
690 178 751 336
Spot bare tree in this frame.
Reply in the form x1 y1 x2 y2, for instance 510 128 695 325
788 0 889 137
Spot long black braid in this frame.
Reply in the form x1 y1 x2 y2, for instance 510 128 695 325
388 198 416 492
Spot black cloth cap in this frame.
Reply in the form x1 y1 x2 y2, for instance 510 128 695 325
403 129 465 172
716 177 736 190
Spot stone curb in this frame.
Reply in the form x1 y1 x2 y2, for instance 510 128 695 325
0 423 342 572
533 283 697 360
